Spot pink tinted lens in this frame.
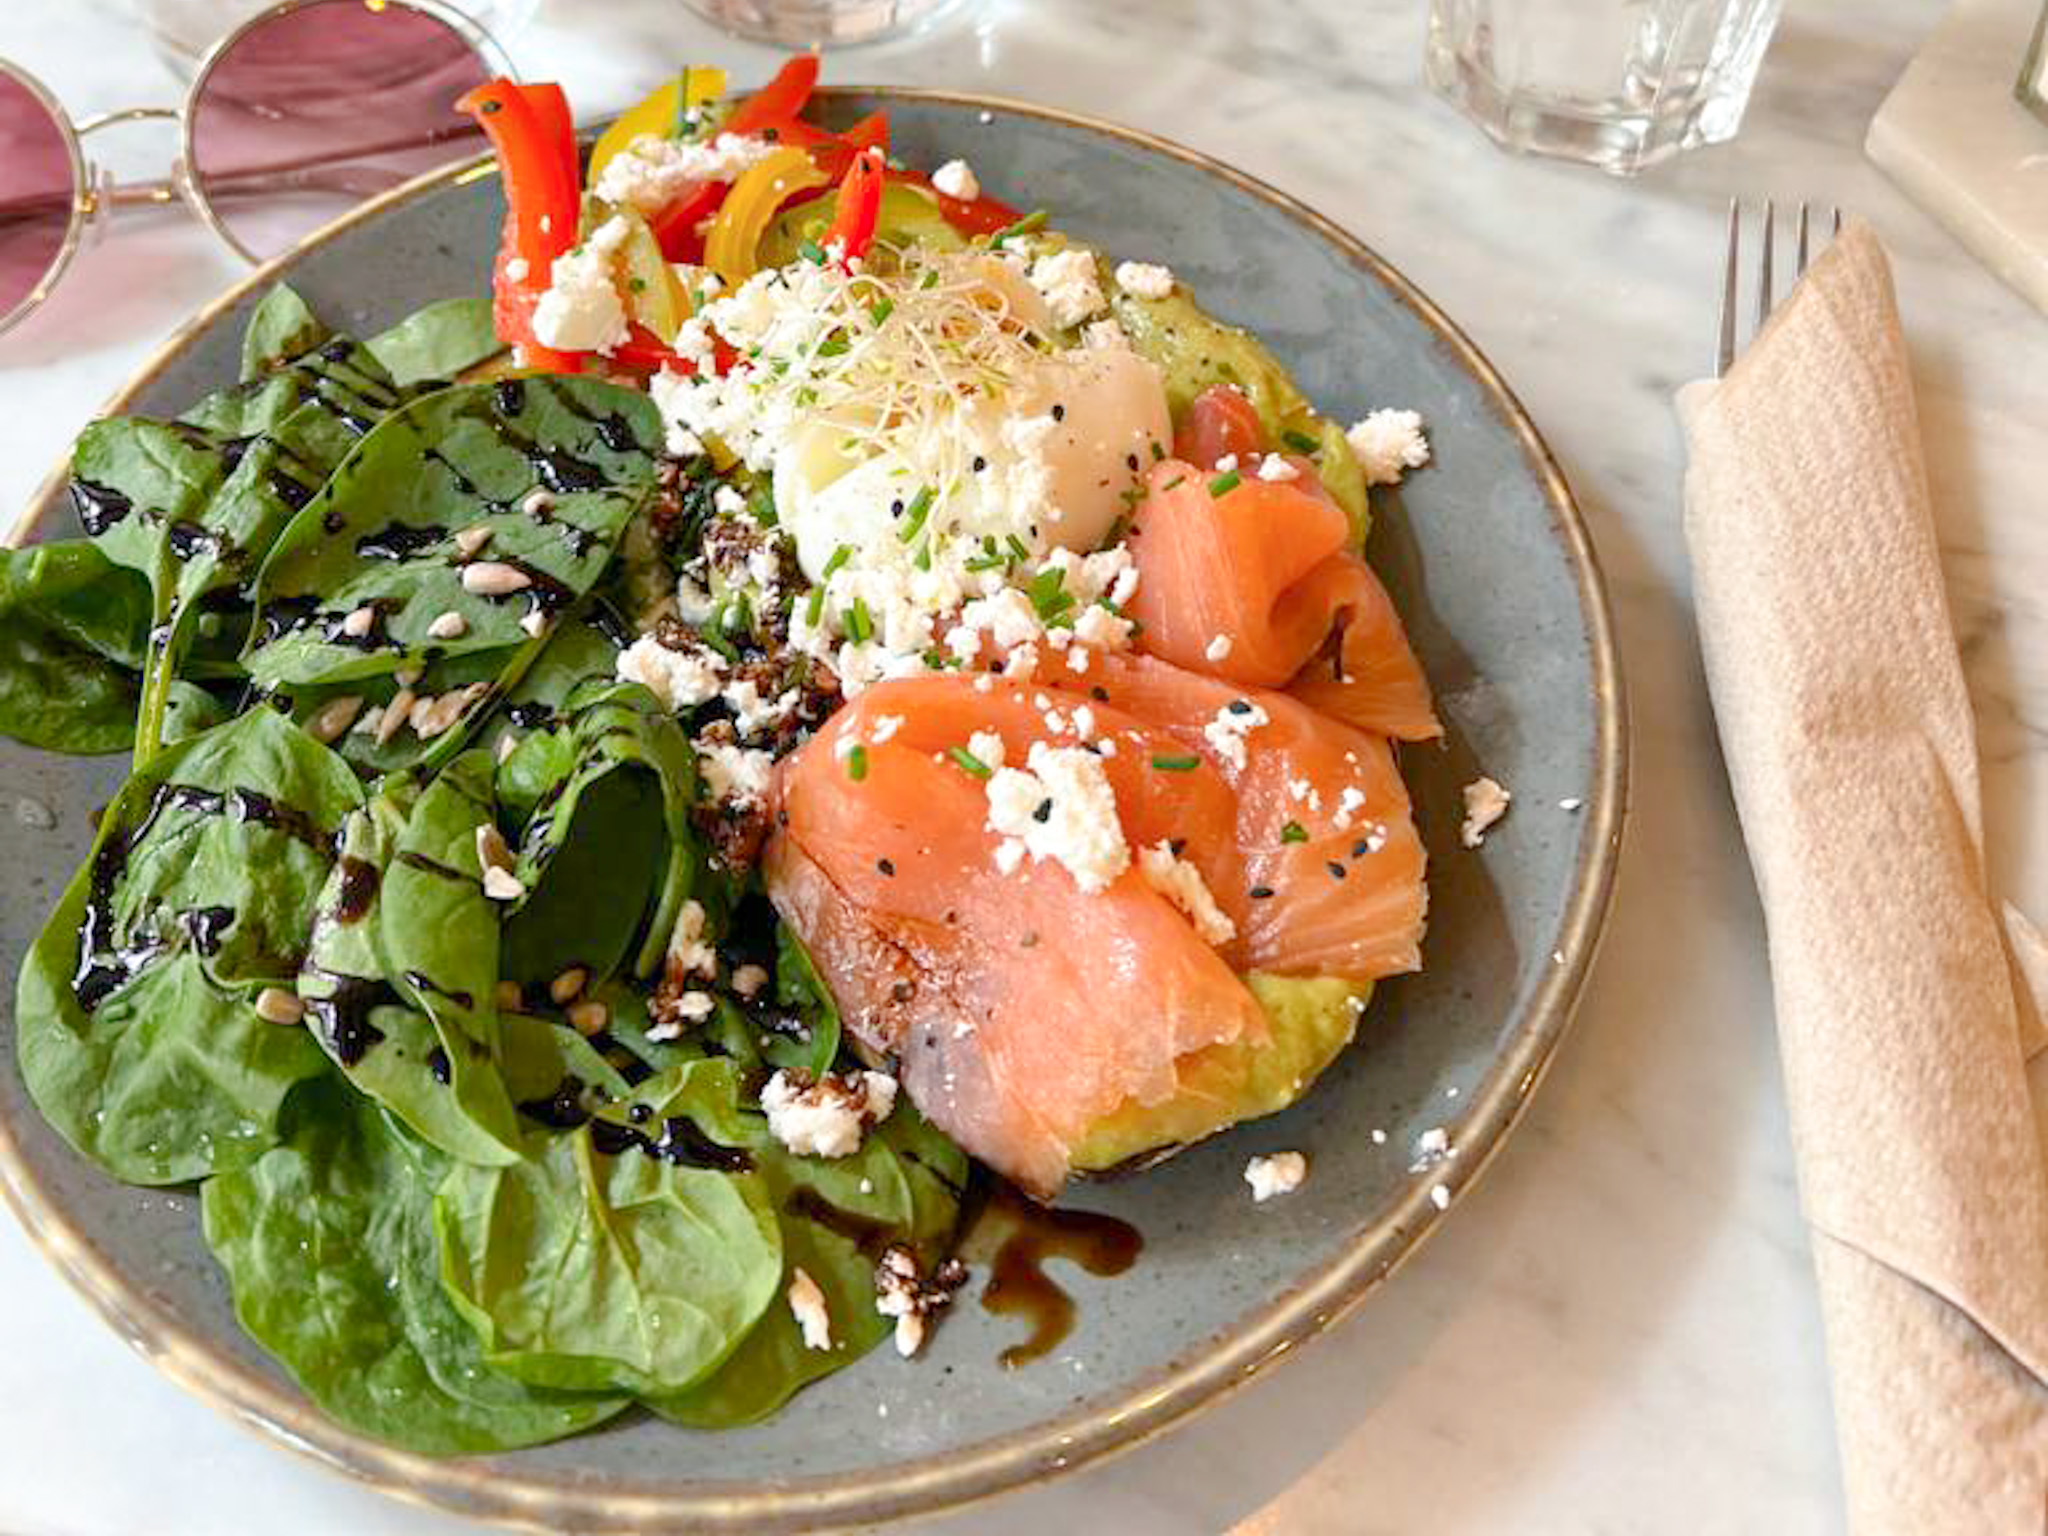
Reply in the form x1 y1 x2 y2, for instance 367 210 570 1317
189 0 491 260
0 71 75 321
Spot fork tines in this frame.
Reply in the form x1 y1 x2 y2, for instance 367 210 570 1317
1717 199 1843 376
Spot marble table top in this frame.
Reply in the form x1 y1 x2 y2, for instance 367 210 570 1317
3 0 2041 1531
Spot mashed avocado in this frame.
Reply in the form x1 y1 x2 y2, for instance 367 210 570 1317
1108 283 1369 541
1069 974 1369 1173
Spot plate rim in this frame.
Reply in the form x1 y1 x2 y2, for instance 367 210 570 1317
0 84 1629 1534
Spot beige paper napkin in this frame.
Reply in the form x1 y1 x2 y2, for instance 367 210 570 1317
1681 224 2048 1533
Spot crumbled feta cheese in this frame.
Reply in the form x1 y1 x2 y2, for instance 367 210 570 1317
503 256 529 283
967 729 1007 771
1213 453 1239 474
1460 775 1511 848
761 1068 898 1158
1345 408 1431 487
713 483 749 518
590 132 781 214
531 214 633 354
1114 260 1175 300
1333 784 1368 830
787 1267 833 1351
1027 248 1106 329
723 677 800 739
930 157 981 202
1204 634 1233 664
1256 453 1300 482
731 962 771 999
1429 1182 1452 1210
1559 796 1584 812
617 632 725 711
873 1243 968 1358
1071 603 1134 652
985 742 1129 892
1083 318 1130 350
869 713 903 744
1137 841 1236 945
665 899 717 980
698 740 776 808
1412 1126 1453 1169
1244 1151 1308 1202
1202 698 1269 773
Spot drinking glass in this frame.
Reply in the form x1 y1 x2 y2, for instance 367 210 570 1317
677 0 967 48
1425 0 1783 175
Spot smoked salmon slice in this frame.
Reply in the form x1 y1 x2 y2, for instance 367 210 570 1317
1134 383 1440 742
764 657 1426 1195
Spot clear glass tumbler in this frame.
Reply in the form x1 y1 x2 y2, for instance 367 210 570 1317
1425 0 1783 175
678 0 966 48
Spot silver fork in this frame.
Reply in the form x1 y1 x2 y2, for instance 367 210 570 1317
1716 200 1844 376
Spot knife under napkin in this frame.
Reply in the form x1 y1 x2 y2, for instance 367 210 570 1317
1680 223 2048 1533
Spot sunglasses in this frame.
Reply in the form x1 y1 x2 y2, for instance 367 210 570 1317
0 0 515 337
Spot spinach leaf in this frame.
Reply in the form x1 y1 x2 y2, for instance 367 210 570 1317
244 377 661 691
14 708 358 1182
298 754 523 1166
496 1009 633 1106
0 541 152 753
498 679 702 988
651 1098 968 1427
770 925 842 1077
367 297 503 388
77 332 403 763
202 1077 627 1455
434 1056 782 1396
240 285 331 382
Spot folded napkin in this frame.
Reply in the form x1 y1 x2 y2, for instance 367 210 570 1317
1680 224 2048 1532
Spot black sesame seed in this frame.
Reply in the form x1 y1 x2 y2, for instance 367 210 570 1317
1031 798 1053 824
1051 403 1066 421
1169 837 1187 856
1090 686 1109 701
877 857 896 876
972 454 988 472
1125 453 1140 472
1227 698 1253 715
1249 885 1275 899
1352 838 1370 858
1326 861 1347 880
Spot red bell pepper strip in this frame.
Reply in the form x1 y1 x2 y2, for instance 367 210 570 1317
456 79 583 371
891 167 1020 239
651 181 731 263
825 146 886 264
723 54 821 137
807 109 890 184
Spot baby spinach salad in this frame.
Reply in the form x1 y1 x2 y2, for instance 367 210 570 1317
6 287 968 1453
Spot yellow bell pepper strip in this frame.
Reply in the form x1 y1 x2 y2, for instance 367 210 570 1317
825 146 887 266
703 145 829 285
456 80 583 372
586 67 729 189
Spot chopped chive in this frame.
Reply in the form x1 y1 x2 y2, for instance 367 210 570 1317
913 541 932 571
1150 439 1166 461
805 586 826 626
919 269 940 290
845 743 869 780
748 484 777 526
1282 428 1321 454
798 238 827 264
1150 754 1201 772
1027 567 1074 621
1161 473 1185 491
947 746 992 778
628 276 647 293
844 596 874 644
896 486 934 542
821 543 852 579
1281 821 1309 844
1004 533 1031 562
817 333 850 357
1208 469 1242 497
868 296 895 326
991 209 1049 247
965 553 1007 572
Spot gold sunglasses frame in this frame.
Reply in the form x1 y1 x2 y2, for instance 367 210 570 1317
0 0 512 337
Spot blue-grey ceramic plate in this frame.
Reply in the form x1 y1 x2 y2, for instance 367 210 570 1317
0 89 1624 1533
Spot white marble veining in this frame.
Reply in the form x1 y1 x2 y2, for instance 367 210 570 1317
2 0 2042 1531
